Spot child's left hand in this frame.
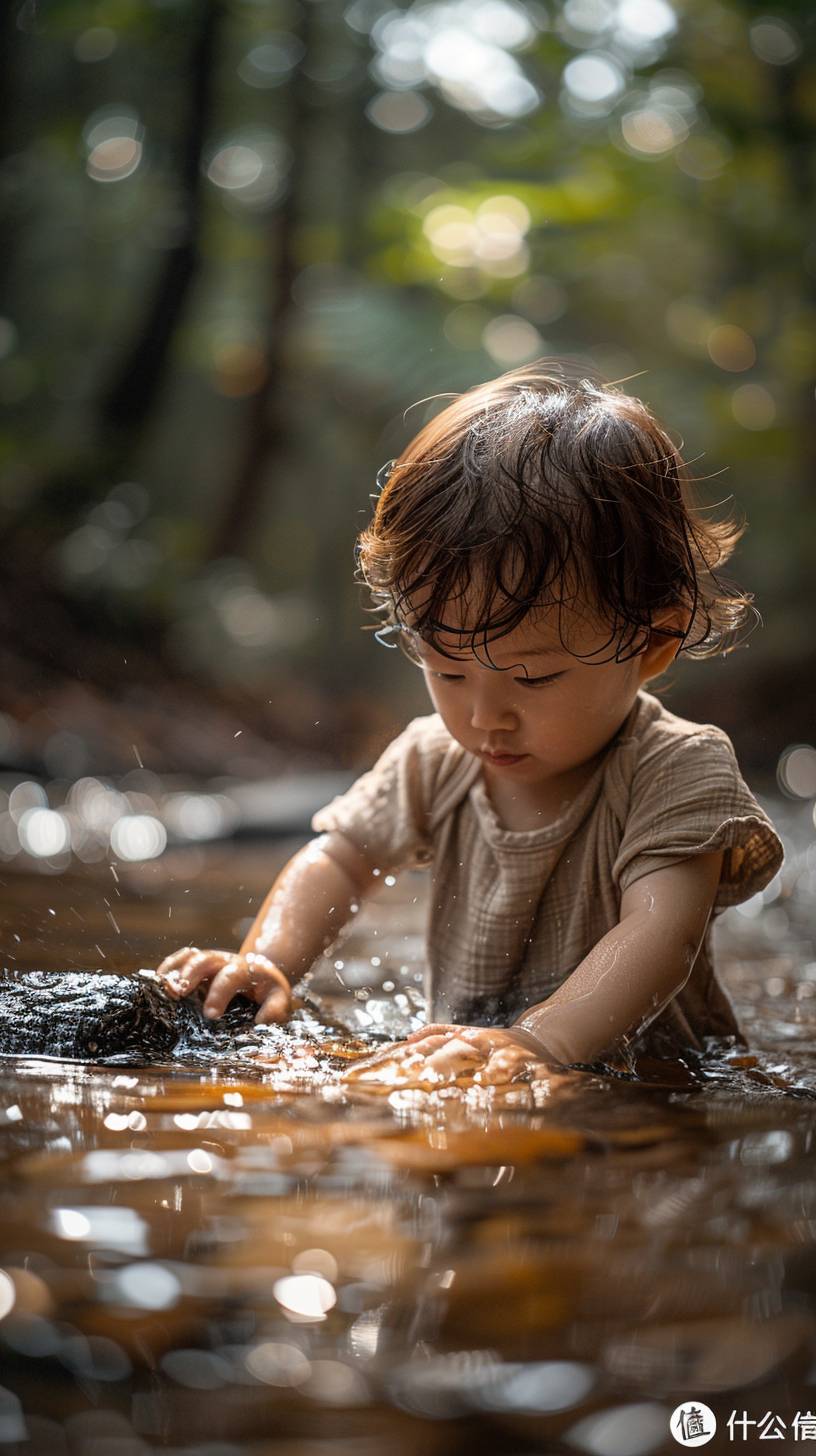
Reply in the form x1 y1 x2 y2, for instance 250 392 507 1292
341 1022 571 1089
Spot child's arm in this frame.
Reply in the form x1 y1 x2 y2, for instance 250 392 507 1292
158 832 379 1023
366 848 726 1086
512 849 725 1064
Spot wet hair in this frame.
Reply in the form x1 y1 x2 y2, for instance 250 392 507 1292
356 358 754 666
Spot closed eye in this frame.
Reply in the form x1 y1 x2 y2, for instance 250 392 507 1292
430 670 564 686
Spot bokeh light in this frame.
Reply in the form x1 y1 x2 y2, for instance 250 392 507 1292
617 0 676 45
273 1273 337 1321
206 131 290 210
110 815 167 862
74 27 117 63
162 793 234 841
112 1263 182 1310
366 90 432 133
562 53 626 113
238 34 306 88
620 105 688 156
707 324 756 372
292 1248 339 1281
0 1270 16 1321
212 342 268 398
749 17 801 66
53 1209 92 1240
675 132 731 181
87 136 142 183
245 1341 312 1386
83 107 143 183
482 314 544 365
8 783 48 821
778 745 816 800
561 0 616 37
17 809 71 859
369 1 541 122
422 193 531 278
731 383 776 431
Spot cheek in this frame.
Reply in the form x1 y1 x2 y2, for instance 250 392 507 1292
424 675 465 723
567 667 636 721
422 673 446 711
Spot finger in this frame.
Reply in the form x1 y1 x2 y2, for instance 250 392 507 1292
350 1036 447 1066
405 1025 506 1055
404 1023 463 1043
246 963 291 1006
478 1048 532 1085
340 1040 420 1077
161 950 226 997
157 947 199 975
342 1048 428 1084
395 1034 450 1059
254 984 293 1025
424 1038 484 1073
172 950 232 996
452 1028 502 1052
201 962 254 1019
157 947 201 991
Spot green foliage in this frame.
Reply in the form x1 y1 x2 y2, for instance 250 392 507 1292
1 0 813 697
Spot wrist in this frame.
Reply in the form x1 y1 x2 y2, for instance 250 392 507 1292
509 1018 563 1063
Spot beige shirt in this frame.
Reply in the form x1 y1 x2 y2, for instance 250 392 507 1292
312 690 783 1063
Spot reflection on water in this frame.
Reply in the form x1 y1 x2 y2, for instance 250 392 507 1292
1 795 816 1453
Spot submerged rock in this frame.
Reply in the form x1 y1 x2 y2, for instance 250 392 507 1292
0 969 260 1064
0 969 378 1068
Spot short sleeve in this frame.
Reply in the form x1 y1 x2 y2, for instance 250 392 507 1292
612 730 784 911
310 716 441 874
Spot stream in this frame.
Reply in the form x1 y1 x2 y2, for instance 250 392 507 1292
0 785 815 1455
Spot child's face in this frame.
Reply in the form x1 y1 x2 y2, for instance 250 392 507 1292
412 602 652 802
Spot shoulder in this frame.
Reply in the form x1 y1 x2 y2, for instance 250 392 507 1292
372 712 458 778
310 713 459 866
395 712 456 755
364 711 472 797
620 688 734 751
618 689 739 783
603 689 742 836
396 711 479 793
375 713 482 835
608 690 783 907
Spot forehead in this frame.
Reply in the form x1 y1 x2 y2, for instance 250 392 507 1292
398 561 609 661
408 605 580 662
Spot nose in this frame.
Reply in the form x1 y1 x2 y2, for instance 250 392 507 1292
468 679 519 734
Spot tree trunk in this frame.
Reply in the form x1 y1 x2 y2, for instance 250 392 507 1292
99 0 221 435
207 2 318 561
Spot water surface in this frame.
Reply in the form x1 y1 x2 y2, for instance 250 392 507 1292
1 797 815 1455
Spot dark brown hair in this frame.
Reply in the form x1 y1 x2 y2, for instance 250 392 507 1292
356 358 754 666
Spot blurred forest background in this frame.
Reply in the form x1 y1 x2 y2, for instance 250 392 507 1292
1 0 815 796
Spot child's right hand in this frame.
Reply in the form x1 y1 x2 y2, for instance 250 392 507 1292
156 947 292 1024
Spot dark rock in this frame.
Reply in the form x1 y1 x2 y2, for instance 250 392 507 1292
0 970 258 1065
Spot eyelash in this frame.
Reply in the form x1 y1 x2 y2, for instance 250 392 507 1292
431 671 563 688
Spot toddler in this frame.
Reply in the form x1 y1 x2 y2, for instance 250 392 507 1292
159 361 783 1084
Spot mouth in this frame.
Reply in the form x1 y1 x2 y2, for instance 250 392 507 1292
481 749 529 766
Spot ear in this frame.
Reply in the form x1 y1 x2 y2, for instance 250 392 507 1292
636 607 692 686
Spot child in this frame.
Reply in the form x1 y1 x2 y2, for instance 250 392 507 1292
159 360 783 1084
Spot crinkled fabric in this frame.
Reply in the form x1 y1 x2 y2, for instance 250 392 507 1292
312 690 783 1059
